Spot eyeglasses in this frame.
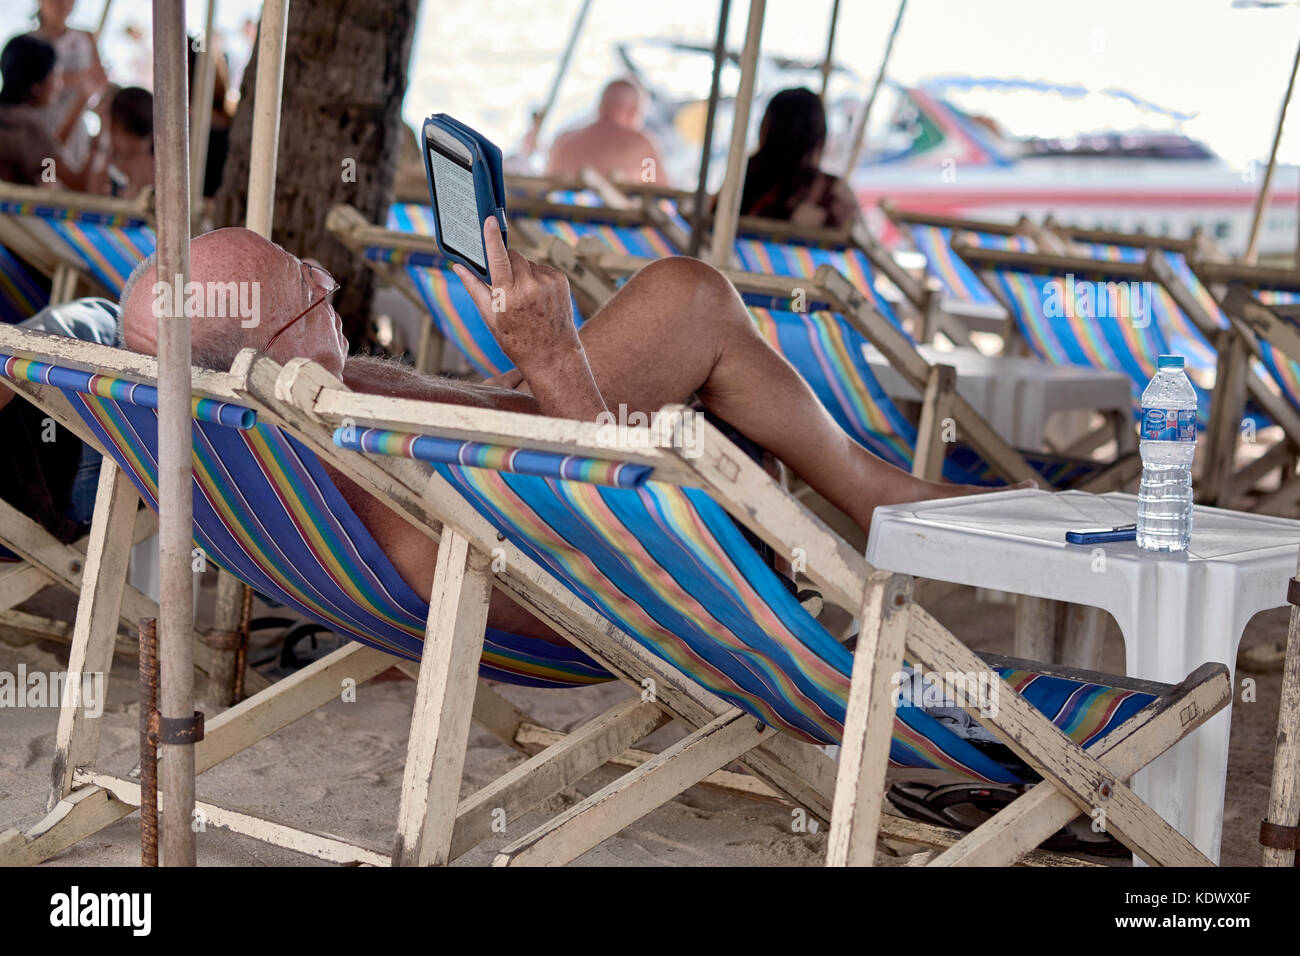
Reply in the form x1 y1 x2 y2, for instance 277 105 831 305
259 260 341 355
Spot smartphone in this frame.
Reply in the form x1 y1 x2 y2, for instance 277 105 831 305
1065 524 1137 545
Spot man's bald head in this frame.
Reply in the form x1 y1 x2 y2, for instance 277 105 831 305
120 226 347 377
597 79 645 129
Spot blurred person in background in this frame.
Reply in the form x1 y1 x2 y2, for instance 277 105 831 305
0 33 105 190
738 87 860 229
104 85 152 197
546 78 669 186
29 0 108 170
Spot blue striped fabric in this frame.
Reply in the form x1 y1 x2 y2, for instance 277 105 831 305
980 262 1213 424
0 246 48 323
65 390 611 688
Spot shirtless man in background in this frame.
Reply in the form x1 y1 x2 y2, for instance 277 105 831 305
545 79 669 187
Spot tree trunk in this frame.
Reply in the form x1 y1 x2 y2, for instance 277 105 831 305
213 0 419 349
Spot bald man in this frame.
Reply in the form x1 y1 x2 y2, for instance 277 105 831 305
119 223 1011 642
546 79 669 186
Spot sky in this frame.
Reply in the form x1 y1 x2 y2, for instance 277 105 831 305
4 0 1300 172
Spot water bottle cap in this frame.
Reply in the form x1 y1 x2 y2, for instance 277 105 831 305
1157 355 1185 369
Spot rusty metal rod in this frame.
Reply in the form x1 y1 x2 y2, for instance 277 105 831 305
234 583 253 701
139 617 159 868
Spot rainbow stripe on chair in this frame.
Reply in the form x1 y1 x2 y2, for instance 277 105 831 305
906 224 1030 305
1243 287 1300 415
0 200 155 297
335 425 653 488
977 259 1211 422
733 234 904 332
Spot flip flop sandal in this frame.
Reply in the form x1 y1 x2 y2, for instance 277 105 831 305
886 782 1128 856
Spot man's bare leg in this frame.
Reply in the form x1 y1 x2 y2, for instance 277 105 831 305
571 256 1011 534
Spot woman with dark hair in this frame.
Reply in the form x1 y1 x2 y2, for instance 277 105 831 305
30 0 109 170
738 87 860 229
0 33 103 189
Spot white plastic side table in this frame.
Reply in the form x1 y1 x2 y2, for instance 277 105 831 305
863 346 1134 450
865 488 1300 862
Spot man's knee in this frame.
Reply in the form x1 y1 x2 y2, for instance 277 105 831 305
636 255 730 295
631 256 747 329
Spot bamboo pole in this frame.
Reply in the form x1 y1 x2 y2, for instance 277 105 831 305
707 0 766 267
687 0 733 258
95 0 114 41
819 0 841 102
843 0 907 177
1246 35 1300 265
150 0 197 868
246 0 290 238
189 0 219 228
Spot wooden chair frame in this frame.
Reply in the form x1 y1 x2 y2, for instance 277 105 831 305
0 325 1231 866
0 182 155 306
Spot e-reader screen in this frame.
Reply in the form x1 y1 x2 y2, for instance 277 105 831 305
427 144 486 271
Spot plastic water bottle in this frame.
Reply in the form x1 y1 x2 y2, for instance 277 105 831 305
1137 355 1197 552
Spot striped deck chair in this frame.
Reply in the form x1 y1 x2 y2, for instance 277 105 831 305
1029 227 1300 507
951 238 1214 424
1187 262 1300 510
0 183 155 302
880 201 1033 316
0 328 1230 866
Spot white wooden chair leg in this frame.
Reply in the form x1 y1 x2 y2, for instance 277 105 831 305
1263 567 1300 867
392 529 492 866
827 571 912 866
47 459 139 809
492 709 773 866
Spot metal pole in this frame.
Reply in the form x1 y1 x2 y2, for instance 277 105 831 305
246 0 289 238
708 0 765 267
688 0 732 257
189 0 219 227
531 0 594 150
819 0 841 102
1247 35 1300 265
843 0 907 177
151 0 196 868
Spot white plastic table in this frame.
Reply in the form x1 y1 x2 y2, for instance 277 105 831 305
865 488 1300 863
862 346 1134 450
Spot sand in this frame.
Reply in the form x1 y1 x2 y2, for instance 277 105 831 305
0 576 1285 867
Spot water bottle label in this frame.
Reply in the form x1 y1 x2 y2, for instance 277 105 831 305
1140 407 1196 442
